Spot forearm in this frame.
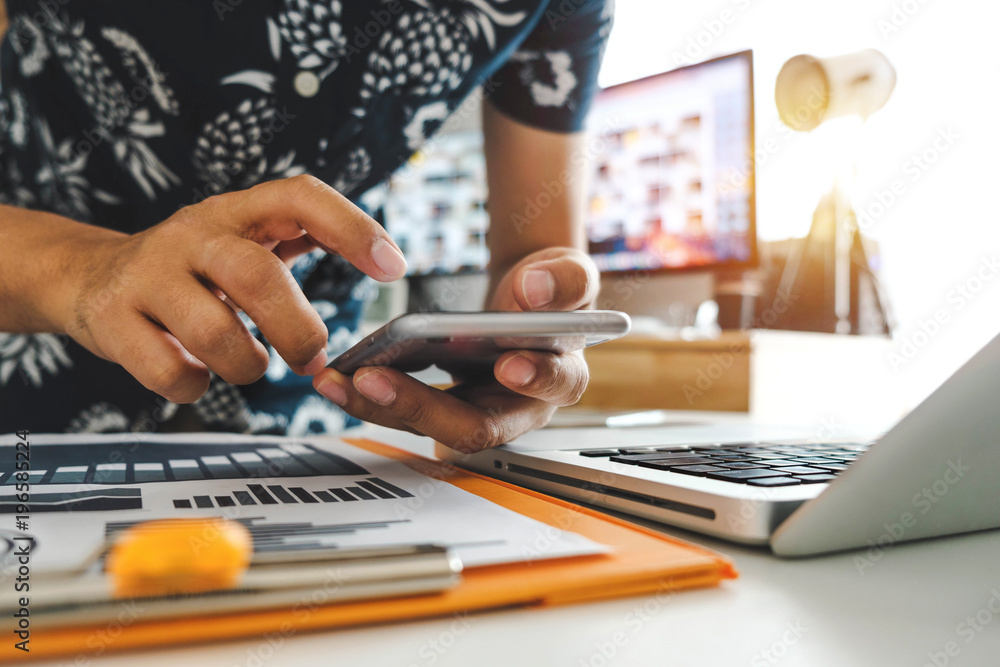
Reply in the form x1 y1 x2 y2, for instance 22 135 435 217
0 204 126 333
481 100 589 303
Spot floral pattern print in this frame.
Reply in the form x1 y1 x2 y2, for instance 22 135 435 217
0 0 612 434
0 334 72 388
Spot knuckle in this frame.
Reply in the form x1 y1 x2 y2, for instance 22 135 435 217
147 357 208 403
162 284 197 320
560 354 590 404
566 367 590 404
285 173 332 202
395 396 429 426
288 327 328 366
196 320 239 356
224 347 270 385
478 416 506 450
167 202 204 228
236 248 286 297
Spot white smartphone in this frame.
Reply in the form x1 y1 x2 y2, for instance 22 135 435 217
329 311 631 374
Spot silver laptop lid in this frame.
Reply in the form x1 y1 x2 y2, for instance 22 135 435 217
772 332 1000 556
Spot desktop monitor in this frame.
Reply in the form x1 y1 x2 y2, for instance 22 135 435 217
586 51 757 274
382 51 756 283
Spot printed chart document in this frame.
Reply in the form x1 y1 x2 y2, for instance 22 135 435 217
0 433 605 579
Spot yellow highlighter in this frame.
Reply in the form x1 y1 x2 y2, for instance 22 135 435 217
106 518 253 598
7 518 461 628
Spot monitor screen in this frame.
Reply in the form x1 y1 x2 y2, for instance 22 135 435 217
586 51 756 273
382 51 755 277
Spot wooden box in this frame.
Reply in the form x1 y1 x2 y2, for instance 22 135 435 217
579 332 751 412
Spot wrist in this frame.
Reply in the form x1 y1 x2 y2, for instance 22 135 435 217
0 207 128 334
45 222 129 337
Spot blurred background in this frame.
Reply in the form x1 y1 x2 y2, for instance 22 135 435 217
375 0 1000 423
598 0 1000 410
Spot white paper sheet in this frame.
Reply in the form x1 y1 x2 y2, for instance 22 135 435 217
0 432 606 575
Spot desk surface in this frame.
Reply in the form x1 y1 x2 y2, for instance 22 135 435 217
32 332 1000 667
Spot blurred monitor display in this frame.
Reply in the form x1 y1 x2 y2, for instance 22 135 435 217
384 131 489 276
382 51 755 277
586 51 756 273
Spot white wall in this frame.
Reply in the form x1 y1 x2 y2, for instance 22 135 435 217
601 0 1000 408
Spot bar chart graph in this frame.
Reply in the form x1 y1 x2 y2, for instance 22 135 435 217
0 488 142 513
171 477 414 510
104 516 413 553
0 441 368 486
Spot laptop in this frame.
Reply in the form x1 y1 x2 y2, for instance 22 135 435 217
436 332 1000 556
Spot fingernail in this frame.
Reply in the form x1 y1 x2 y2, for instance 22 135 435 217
372 237 407 281
355 369 396 405
316 377 347 406
522 269 555 310
302 349 328 376
500 354 536 386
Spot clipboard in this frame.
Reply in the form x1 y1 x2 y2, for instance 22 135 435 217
3 437 736 662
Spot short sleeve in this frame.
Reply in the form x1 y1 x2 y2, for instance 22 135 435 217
488 0 614 133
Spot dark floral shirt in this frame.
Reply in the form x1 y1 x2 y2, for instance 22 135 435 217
0 0 612 435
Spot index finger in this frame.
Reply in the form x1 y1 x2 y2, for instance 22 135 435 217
214 174 407 282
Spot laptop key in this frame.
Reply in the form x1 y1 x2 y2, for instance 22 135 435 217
637 457 718 469
609 453 678 463
654 446 693 452
815 463 850 472
659 464 727 475
705 469 788 482
746 476 803 487
746 459 802 467
617 448 656 455
578 449 619 457
795 474 838 483
796 457 841 464
611 453 717 464
717 462 768 470
771 466 828 475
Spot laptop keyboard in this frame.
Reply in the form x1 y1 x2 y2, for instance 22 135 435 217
577 442 872 487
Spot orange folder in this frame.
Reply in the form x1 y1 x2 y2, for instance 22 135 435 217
6 437 736 662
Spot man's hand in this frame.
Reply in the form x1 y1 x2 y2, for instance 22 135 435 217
312 247 600 452
62 175 406 403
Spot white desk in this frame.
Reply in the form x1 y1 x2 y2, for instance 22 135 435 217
31 333 1000 667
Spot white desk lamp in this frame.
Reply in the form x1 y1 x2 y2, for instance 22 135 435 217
771 49 896 334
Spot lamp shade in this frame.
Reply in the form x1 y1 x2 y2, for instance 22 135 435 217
775 49 896 131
